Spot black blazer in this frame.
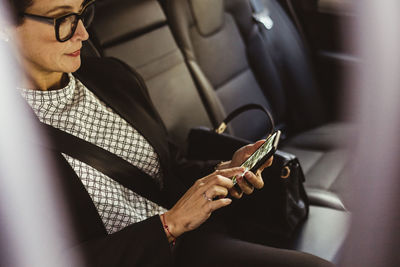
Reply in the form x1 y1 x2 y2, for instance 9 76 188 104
37 57 217 266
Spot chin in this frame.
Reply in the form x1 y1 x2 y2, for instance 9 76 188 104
64 57 82 73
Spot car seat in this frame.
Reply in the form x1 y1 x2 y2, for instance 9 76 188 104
165 0 351 210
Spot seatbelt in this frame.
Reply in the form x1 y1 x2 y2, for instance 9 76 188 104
40 123 165 206
285 0 309 50
250 0 274 30
249 0 292 140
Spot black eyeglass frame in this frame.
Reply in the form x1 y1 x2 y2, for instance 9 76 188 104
21 0 95 42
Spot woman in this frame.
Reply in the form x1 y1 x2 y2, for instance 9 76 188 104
5 0 334 266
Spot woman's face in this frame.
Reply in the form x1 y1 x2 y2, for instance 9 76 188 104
15 0 89 77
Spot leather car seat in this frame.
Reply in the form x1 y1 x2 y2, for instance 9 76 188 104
166 0 351 210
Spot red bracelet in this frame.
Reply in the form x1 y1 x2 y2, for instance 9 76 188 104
161 213 176 245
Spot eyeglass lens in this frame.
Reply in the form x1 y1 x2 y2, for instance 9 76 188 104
58 4 94 41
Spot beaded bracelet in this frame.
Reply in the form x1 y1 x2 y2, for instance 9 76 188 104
161 213 176 245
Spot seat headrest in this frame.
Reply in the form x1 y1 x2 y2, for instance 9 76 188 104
93 0 166 46
190 0 224 36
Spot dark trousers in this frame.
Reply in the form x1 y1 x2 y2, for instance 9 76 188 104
174 213 334 267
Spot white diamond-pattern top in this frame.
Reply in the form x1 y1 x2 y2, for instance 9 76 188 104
20 73 167 234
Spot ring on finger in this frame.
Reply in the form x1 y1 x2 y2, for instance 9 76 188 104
203 192 213 202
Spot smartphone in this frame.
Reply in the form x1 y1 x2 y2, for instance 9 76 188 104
232 130 281 186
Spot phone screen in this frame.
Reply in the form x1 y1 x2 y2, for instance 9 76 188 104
232 130 281 185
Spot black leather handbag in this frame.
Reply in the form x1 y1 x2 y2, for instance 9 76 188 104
186 104 309 245
230 150 309 247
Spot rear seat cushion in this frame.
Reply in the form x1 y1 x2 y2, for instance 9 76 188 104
90 0 214 148
282 122 353 210
283 122 352 150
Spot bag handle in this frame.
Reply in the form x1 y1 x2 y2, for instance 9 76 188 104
214 103 275 135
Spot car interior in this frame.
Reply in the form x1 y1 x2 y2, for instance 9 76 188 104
4 0 387 265
3 0 400 266
77 0 355 263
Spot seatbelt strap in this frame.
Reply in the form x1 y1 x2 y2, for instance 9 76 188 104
250 0 274 30
285 0 309 50
40 123 165 206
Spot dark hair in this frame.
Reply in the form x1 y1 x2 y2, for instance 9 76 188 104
6 0 33 25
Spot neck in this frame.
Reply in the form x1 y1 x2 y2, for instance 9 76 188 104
19 62 68 91
24 72 68 91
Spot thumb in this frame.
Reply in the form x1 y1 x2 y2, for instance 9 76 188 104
247 139 265 154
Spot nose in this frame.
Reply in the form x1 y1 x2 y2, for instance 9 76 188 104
71 20 89 42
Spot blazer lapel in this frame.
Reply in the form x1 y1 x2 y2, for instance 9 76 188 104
74 58 171 175
74 57 188 207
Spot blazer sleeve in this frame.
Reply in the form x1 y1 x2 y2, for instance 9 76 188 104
70 216 173 267
168 139 220 187
50 151 173 267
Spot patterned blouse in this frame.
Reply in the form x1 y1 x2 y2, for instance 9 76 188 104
20 73 167 234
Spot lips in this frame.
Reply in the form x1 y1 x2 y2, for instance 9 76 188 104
66 49 81 57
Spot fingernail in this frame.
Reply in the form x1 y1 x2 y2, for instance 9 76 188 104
245 171 251 179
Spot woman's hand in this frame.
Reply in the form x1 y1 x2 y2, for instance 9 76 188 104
162 167 245 241
218 140 274 199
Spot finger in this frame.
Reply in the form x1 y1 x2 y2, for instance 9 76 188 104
236 174 255 195
263 156 274 168
214 167 246 177
247 139 266 154
243 171 264 189
239 140 266 161
254 139 266 148
229 187 243 199
205 185 229 199
209 198 232 212
195 168 244 193
210 168 245 188
255 156 274 176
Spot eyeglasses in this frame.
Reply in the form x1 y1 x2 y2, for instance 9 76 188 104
22 0 95 42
